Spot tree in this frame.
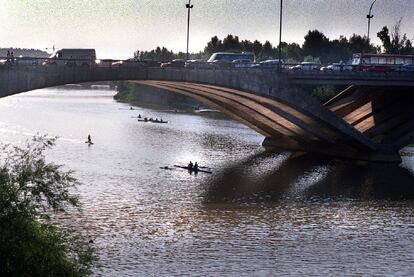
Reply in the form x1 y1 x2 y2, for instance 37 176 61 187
240 40 254 53
377 18 413 54
281 42 303 63
303 55 321 63
252 40 263 58
222 34 241 52
302 30 330 62
204 36 223 55
348 34 377 54
261 41 274 59
377 26 392 53
0 136 96 276
327 36 351 62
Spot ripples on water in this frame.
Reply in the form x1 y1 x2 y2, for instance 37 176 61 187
0 87 413 276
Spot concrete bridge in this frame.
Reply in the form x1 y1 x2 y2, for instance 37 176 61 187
0 64 413 162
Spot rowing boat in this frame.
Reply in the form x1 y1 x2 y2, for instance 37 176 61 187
138 119 168 124
173 165 212 174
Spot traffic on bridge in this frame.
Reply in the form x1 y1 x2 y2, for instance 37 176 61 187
1 48 413 73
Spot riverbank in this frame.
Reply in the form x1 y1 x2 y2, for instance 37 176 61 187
114 82 201 110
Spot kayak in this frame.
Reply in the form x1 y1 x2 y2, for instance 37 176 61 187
85 141 94 145
173 165 212 174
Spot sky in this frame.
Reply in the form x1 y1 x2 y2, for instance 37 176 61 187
1 0 413 59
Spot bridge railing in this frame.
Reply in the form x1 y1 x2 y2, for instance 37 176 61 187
0 56 413 78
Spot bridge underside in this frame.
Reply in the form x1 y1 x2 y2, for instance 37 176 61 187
135 81 413 163
325 85 414 152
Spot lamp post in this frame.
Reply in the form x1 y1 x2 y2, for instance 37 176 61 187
185 0 194 61
278 0 283 72
366 0 377 41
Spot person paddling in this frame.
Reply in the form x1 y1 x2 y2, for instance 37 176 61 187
193 162 199 171
187 161 193 170
86 134 93 144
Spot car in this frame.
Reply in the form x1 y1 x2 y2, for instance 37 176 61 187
256 59 284 69
232 59 255 68
289 62 320 71
110 58 146 68
0 57 40 66
12 57 41 66
0 58 9 65
160 59 185 68
209 59 233 69
393 63 414 72
184 59 212 69
320 63 352 72
95 59 113 67
402 63 414 72
140 60 161 67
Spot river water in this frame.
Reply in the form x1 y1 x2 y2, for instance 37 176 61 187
0 87 413 276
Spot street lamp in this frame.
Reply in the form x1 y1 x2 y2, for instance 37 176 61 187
278 0 283 72
185 0 194 61
366 0 377 41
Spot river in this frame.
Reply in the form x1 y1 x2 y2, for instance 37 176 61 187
0 86 413 276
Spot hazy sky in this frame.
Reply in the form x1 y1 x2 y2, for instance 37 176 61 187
1 0 413 59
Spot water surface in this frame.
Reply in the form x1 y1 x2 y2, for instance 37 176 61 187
0 87 413 276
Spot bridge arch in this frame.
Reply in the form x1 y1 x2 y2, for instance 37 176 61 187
1 65 413 162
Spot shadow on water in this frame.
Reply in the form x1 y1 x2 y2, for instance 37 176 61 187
202 150 414 204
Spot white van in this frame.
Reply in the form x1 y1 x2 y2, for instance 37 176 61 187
46 49 96 66
207 52 255 63
207 52 255 69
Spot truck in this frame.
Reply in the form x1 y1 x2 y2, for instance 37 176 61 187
45 49 97 66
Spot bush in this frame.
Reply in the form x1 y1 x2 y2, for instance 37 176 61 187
311 85 338 103
0 136 96 277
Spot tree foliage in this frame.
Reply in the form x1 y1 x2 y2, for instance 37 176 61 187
134 47 186 61
302 30 376 63
302 30 330 61
0 136 96 277
377 18 413 54
133 24 413 63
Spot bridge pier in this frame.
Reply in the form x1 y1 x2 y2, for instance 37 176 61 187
324 85 414 162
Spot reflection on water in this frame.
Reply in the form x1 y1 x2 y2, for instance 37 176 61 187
204 151 414 203
0 87 413 276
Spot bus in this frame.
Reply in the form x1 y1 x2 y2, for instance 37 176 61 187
351 53 414 72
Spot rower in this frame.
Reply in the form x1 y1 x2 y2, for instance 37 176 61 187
193 162 199 171
87 134 92 143
188 161 193 170
138 114 141 118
